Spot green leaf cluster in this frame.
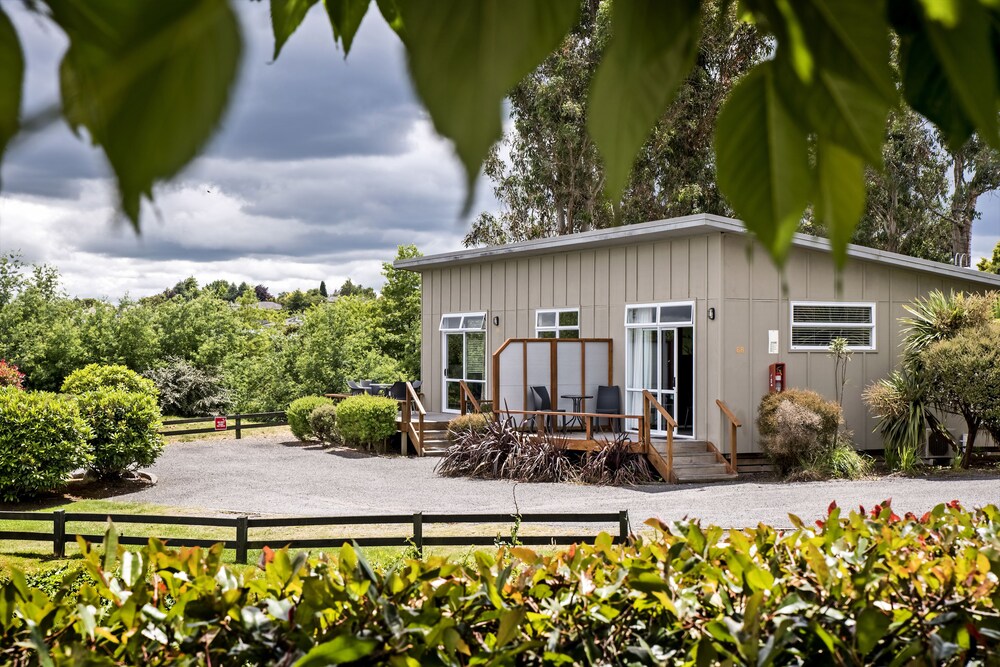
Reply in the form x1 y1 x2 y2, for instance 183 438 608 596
5 501 1000 663
70 388 164 479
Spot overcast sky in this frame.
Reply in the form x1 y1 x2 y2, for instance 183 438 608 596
0 4 998 301
0 2 491 300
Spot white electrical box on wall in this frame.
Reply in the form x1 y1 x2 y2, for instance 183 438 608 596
768 330 779 355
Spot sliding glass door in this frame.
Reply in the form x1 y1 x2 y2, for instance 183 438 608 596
624 303 694 437
441 313 486 412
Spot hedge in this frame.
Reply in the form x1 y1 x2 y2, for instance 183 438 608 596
3 501 1000 664
61 363 158 400
74 389 164 478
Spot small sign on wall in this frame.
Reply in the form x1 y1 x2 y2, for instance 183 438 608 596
768 330 779 355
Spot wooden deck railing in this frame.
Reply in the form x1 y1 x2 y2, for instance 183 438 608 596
642 390 677 483
497 408 643 443
716 399 742 474
458 380 483 415
401 381 426 456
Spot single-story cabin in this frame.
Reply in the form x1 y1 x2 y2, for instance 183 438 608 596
396 214 1000 480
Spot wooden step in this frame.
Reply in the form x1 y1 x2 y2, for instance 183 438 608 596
647 440 739 483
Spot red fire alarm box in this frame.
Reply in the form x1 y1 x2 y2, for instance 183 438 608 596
769 362 786 393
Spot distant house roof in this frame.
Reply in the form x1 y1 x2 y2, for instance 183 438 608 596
253 301 283 310
395 213 1000 288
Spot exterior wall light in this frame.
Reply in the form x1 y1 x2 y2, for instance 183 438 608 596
707 307 716 320
493 315 500 326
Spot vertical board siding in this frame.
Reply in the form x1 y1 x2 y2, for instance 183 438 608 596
414 230 993 444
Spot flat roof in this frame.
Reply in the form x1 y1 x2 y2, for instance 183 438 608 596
396 213 1000 288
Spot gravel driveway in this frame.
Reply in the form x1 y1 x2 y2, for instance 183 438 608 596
119 434 1000 528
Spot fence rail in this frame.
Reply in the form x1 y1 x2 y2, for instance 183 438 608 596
158 411 287 439
0 510 630 564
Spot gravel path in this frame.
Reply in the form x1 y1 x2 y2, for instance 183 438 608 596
119 434 1000 528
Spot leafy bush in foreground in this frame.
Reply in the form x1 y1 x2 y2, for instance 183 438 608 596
334 394 398 452
73 389 164 478
61 363 158 400
4 501 1000 665
0 387 91 501
287 395 335 441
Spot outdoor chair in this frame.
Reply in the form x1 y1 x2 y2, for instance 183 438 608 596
389 381 408 401
346 380 365 396
525 385 566 432
595 385 622 433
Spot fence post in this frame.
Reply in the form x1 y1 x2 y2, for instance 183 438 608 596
236 516 249 564
412 512 423 557
618 510 629 545
53 509 66 558
235 414 242 440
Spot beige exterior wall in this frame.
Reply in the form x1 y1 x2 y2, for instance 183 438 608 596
420 233 724 439
417 229 994 452
718 233 990 451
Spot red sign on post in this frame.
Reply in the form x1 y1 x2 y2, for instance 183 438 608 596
215 416 227 431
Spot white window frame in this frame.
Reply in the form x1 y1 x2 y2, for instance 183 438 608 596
439 312 487 332
789 301 876 351
623 301 695 328
535 307 580 338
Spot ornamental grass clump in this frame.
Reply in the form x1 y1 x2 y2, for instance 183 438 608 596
446 412 491 443
5 500 1000 664
578 434 656 485
758 388 842 477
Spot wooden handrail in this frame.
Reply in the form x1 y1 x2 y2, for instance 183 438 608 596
403 381 425 456
642 390 676 483
458 380 482 415
716 399 741 474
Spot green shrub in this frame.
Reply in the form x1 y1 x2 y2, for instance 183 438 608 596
62 363 158 400
74 389 163 478
5 501 1000 664
757 388 842 477
143 357 230 416
335 394 398 451
826 438 875 479
308 403 340 445
446 412 491 443
287 396 335 441
0 387 91 500
0 359 25 388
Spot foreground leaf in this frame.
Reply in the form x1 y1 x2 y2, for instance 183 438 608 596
0 5 23 168
815 139 866 266
395 0 579 210
587 0 701 202
295 636 378 666
51 0 242 227
324 0 370 56
271 0 319 60
714 62 811 265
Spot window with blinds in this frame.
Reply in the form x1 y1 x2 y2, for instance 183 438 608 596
790 302 875 350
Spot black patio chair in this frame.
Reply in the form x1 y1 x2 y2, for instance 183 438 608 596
346 380 365 396
389 381 408 401
595 385 622 433
526 385 566 432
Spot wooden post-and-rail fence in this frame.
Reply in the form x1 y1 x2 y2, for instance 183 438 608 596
0 510 631 564
158 411 288 439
